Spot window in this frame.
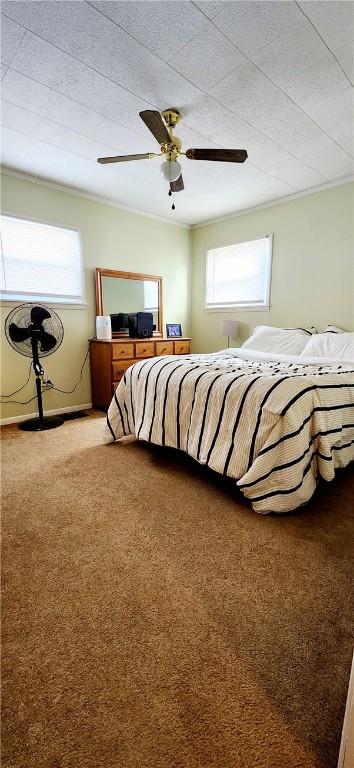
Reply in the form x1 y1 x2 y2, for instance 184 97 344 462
143 280 158 313
0 214 84 305
205 235 273 310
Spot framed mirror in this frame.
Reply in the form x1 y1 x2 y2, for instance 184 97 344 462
95 268 163 337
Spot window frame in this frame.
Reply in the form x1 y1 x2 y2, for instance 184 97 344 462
204 234 273 313
0 211 87 309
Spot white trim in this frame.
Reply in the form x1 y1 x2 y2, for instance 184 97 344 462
205 305 270 313
338 650 354 768
1 209 81 233
2 169 352 231
191 177 354 229
0 402 92 426
0 299 88 309
1 168 190 229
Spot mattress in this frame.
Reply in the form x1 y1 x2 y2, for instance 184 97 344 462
103 349 354 514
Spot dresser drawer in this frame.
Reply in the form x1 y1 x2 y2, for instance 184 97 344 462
155 341 174 356
135 341 155 357
174 340 190 355
112 342 134 360
90 337 192 412
112 359 136 379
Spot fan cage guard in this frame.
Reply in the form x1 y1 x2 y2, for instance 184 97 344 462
5 303 64 358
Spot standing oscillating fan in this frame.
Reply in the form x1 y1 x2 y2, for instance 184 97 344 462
5 303 64 431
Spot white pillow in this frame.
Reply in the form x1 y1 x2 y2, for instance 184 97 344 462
242 326 311 355
301 332 354 362
286 326 317 335
324 325 347 333
254 325 316 335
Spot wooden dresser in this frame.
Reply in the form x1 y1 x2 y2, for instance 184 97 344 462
90 337 191 410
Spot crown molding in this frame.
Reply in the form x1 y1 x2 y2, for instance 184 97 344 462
0 167 191 229
2 167 352 231
190 176 354 230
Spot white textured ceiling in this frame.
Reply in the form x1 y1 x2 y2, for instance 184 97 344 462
1 0 353 225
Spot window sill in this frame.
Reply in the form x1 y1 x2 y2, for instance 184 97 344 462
1 299 88 310
205 305 270 313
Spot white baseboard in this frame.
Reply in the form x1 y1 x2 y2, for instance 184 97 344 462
0 403 92 426
338 651 354 768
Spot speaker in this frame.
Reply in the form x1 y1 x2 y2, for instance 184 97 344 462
128 313 137 338
128 312 153 338
137 312 153 338
110 313 128 332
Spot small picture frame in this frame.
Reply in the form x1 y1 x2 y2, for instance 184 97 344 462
166 323 182 338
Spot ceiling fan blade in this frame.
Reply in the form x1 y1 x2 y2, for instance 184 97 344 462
170 174 184 192
98 153 155 164
186 148 248 163
139 110 171 145
38 329 57 352
8 323 31 343
31 305 51 326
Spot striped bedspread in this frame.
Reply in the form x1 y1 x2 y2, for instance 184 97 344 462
103 351 354 514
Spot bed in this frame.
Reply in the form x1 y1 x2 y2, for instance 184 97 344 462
103 338 354 514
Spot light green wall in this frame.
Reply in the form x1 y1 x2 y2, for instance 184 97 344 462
1 173 190 419
191 182 354 353
1 174 353 421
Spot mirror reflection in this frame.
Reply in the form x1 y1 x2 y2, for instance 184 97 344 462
101 276 159 330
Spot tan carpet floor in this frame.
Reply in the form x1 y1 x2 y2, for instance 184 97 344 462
1 411 354 768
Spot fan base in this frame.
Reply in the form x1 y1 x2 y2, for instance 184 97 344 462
19 415 64 431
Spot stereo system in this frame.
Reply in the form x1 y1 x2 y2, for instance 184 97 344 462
128 312 154 339
110 313 129 333
108 311 154 338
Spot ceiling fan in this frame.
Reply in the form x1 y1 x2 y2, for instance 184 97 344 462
97 108 248 210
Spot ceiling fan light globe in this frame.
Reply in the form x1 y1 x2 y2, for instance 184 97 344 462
160 160 181 182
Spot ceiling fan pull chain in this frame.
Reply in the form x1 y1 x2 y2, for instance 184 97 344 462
172 192 175 211
168 189 172 197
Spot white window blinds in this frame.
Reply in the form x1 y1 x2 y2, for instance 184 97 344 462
143 280 158 312
205 236 272 310
0 215 84 304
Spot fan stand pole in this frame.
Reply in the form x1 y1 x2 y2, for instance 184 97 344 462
35 370 44 422
19 336 64 432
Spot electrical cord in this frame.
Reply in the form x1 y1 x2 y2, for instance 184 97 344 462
1 339 94 404
51 338 94 394
1 360 33 398
1 393 39 405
